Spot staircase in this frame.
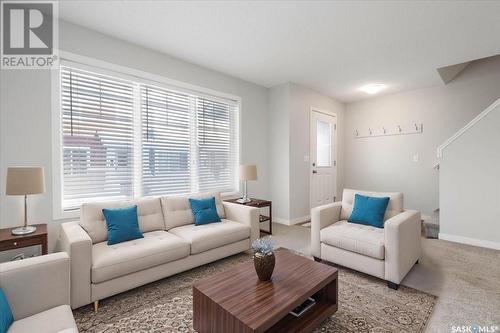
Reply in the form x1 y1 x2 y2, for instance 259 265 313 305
436 98 500 250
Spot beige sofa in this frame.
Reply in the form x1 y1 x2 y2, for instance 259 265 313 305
311 189 421 289
58 192 259 309
0 253 78 333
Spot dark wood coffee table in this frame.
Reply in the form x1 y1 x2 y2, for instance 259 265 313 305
193 249 338 333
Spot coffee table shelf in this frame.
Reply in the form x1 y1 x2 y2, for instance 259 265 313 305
267 301 336 333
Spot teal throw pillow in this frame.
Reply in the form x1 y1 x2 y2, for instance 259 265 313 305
348 194 390 228
189 197 221 225
102 205 144 245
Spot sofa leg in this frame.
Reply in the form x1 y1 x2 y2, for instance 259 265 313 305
94 300 99 313
313 256 322 263
387 281 399 290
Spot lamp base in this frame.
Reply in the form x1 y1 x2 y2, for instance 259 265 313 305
11 226 37 236
236 197 252 204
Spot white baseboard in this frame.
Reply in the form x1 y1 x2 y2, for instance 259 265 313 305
438 233 500 251
273 215 311 226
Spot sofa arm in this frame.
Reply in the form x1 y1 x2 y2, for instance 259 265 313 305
223 202 260 244
384 210 421 284
310 201 342 258
58 221 92 309
0 252 69 320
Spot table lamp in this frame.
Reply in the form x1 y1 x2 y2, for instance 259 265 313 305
6 167 45 235
237 165 257 203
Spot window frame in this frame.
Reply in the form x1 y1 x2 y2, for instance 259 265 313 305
52 52 241 220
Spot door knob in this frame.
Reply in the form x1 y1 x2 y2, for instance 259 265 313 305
312 170 317 174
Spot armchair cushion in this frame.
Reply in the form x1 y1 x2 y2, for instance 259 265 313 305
6 305 76 333
321 220 385 259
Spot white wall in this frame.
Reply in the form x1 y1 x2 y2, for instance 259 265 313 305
344 56 500 215
268 83 345 223
439 100 500 249
0 21 270 258
289 83 345 221
268 84 291 220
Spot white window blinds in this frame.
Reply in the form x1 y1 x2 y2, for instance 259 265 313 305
196 97 239 193
61 66 135 210
141 86 191 196
59 63 240 213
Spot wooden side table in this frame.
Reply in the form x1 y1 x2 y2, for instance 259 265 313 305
225 198 272 235
0 224 48 256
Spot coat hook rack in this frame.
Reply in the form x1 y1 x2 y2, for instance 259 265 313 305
353 123 423 139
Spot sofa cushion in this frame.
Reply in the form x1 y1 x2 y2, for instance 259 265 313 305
168 219 249 254
321 220 385 260
161 192 226 230
7 305 76 333
340 189 403 222
80 197 164 244
92 231 189 283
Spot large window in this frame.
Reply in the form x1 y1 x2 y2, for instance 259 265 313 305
58 64 239 213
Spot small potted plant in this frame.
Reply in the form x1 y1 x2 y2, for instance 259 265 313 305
252 237 275 281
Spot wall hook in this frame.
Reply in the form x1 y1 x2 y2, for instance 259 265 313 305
369 128 372 135
398 125 402 133
382 126 386 134
414 123 419 131
354 129 359 136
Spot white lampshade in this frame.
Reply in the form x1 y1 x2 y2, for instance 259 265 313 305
6 167 45 195
239 165 257 181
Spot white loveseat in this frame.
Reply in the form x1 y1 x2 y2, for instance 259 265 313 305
58 192 259 309
311 189 421 289
0 253 78 333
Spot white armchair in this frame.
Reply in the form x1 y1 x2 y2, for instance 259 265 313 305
311 189 421 289
0 253 78 333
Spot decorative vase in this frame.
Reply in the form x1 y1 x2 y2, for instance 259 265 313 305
253 251 275 281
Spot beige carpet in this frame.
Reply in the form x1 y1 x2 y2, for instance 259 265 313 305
74 251 436 332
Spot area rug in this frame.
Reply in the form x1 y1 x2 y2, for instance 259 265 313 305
74 250 436 332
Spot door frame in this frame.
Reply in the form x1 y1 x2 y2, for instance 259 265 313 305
309 107 338 210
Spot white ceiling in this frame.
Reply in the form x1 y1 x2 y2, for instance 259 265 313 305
59 1 500 102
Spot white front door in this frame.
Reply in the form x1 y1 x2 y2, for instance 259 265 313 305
310 109 336 209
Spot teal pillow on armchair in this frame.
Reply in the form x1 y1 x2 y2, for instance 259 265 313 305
348 194 390 228
0 288 13 333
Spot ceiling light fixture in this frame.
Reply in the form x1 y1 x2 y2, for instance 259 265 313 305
360 83 387 95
